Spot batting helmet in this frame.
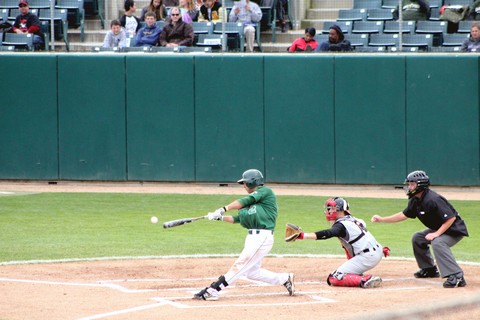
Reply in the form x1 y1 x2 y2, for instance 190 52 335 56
405 170 430 198
237 169 264 188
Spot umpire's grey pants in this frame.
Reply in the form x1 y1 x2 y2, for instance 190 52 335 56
412 229 464 278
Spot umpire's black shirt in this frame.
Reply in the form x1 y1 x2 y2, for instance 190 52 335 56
403 189 469 237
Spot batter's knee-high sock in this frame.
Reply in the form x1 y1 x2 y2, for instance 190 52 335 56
209 275 229 292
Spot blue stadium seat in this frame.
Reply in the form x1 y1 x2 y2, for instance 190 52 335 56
384 20 416 34
337 8 367 21
322 21 353 34
352 21 384 33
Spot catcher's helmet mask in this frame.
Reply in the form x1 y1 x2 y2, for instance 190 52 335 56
237 169 264 189
405 170 430 198
325 197 350 221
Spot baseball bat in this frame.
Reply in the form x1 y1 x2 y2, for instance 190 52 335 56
163 215 207 229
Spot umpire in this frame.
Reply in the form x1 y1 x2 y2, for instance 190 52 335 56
371 170 469 288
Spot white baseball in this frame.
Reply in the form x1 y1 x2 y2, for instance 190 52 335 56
151 216 158 224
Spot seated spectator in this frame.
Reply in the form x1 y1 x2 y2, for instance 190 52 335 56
135 12 162 46
12 0 44 50
198 0 224 23
229 0 262 52
315 24 352 52
462 22 480 52
179 0 199 23
468 0 480 21
102 19 127 48
120 0 141 36
140 0 168 21
164 0 179 6
159 6 194 47
288 27 318 52
401 0 429 21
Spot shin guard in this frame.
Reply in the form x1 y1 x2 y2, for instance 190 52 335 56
209 275 229 292
327 272 369 287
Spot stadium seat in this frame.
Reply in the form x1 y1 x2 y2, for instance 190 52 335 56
457 20 473 33
345 33 369 47
443 0 473 5
381 0 399 9
321 21 353 34
402 34 434 50
259 0 277 42
0 8 8 22
178 46 213 53
384 20 416 34
442 33 469 46
369 33 400 46
39 20 50 50
122 46 151 52
355 46 387 52
2 32 34 50
352 21 384 33
29 0 53 9
429 7 441 21
433 46 462 52
192 21 214 45
55 0 85 41
353 0 383 9
367 8 396 21
337 9 367 21
213 22 244 51
389 46 421 52
91 46 120 52
314 34 329 44
0 0 18 9
39 9 70 50
9 8 38 20
415 21 448 34
195 33 223 51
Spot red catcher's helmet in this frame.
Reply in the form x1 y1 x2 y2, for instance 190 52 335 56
324 198 338 221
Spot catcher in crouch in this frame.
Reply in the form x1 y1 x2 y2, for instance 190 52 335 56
286 197 387 288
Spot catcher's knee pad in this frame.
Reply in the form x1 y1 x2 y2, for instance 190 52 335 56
327 272 364 287
210 275 229 292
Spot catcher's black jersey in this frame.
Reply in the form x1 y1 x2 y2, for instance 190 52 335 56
403 189 469 237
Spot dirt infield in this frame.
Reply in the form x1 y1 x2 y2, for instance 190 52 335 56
1 181 479 320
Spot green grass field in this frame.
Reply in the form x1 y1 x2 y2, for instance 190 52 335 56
0 192 478 263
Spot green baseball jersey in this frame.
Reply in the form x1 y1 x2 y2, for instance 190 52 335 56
232 186 278 230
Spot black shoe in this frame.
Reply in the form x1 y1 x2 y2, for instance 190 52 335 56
281 22 287 33
443 274 467 288
414 266 440 278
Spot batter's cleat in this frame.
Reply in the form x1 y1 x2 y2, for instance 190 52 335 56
443 274 467 288
193 287 219 301
414 266 440 278
361 276 382 288
283 273 295 296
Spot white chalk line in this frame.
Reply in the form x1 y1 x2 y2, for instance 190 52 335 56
1 275 436 320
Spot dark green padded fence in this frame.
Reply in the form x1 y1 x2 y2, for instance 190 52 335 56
0 54 478 186
58 55 127 180
0 55 58 179
335 56 407 184
126 55 195 181
405 56 480 186
264 55 335 183
194 55 265 182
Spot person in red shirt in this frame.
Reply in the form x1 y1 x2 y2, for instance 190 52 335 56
288 27 318 52
12 0 44 49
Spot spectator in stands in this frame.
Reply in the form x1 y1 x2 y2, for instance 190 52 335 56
159 6 194 47
179 0 199 23
277 0 288 33
316 24 352 52
164 0 179 6
140 0 168 21
135 12 162 46
198 0 224 23
462 22 480 52
102 19 127 48
288 27 318 52
120 0 141 36
12 0 44 50
229 0 262 52
401 0 429 21
467 0 480 21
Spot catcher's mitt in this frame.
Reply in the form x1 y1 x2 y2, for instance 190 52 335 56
285 223 303 242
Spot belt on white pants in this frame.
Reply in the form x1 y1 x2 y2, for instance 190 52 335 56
248 229 274 235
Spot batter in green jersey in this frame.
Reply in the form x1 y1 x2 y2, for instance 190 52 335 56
193 169 295 301
234 186 277 231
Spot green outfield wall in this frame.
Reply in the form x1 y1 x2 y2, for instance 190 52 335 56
0 54 478 186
